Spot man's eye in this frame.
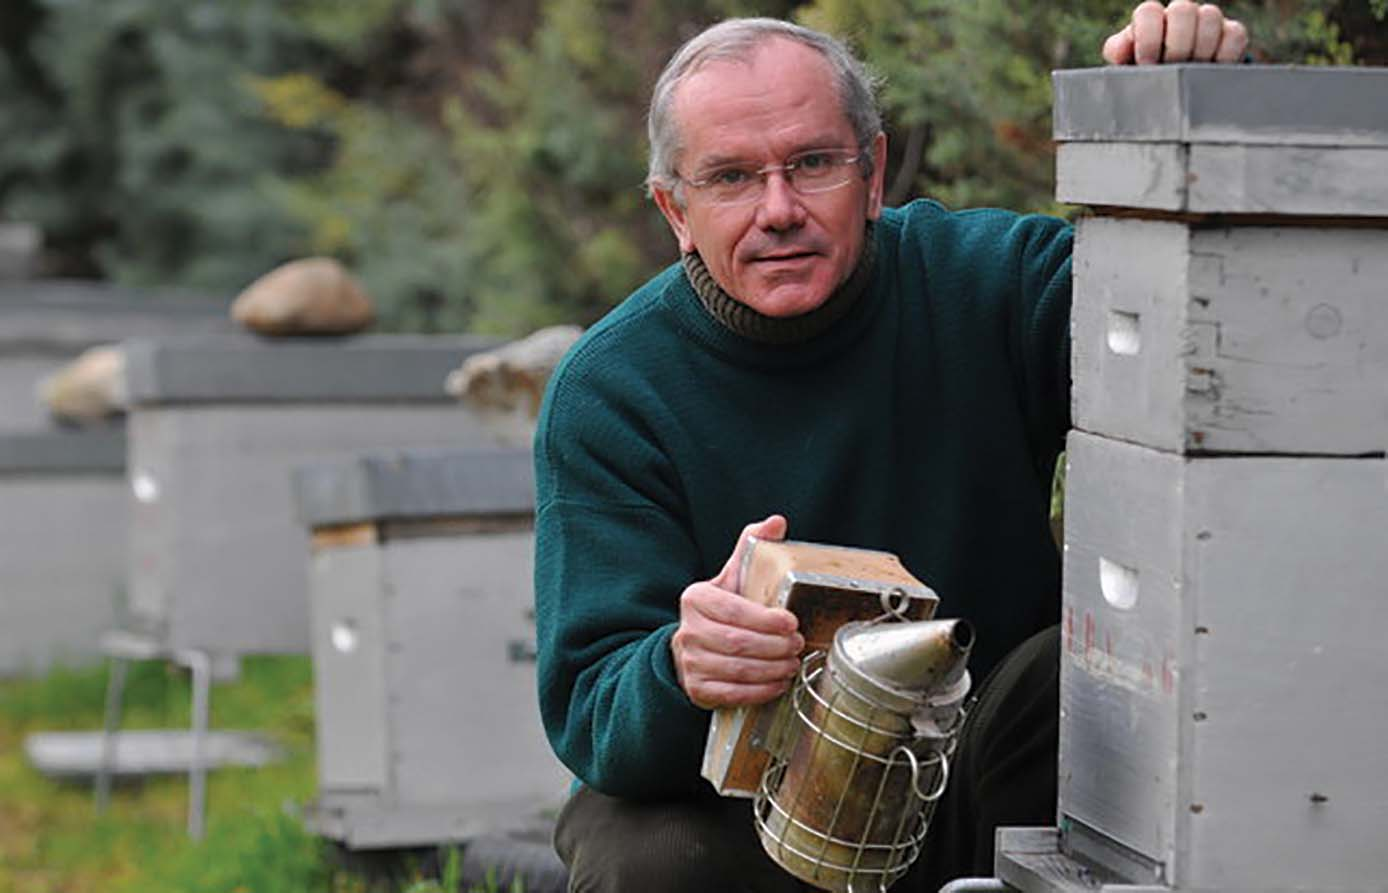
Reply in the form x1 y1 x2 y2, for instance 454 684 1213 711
709 168 751 186
794 153 832 171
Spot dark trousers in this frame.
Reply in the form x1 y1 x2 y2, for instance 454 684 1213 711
555 625 1060 892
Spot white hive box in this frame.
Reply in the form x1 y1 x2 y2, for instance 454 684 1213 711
1071 218 1388 454
293 448 569 849
122 334 507 656
0 429 127 674
1053 66 1388 216
1037 431 1388 892
998 66 1388 893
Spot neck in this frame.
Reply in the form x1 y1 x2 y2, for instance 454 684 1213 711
683 223 876 345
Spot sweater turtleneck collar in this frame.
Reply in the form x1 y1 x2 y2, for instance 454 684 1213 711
681 223 876 346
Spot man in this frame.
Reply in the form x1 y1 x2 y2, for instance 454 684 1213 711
533 4 1248 890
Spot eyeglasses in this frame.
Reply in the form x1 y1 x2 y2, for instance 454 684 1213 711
679 149 863 206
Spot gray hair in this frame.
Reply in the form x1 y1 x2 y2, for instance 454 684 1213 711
645 18 882 198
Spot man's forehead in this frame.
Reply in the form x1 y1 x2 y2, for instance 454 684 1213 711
675 37 837 103
671 38 849 158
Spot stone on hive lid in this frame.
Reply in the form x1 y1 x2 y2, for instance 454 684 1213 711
231 257 375 336
444 324 583 418
36 344 127 426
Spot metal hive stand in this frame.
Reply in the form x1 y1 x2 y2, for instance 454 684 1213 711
89 629 276 838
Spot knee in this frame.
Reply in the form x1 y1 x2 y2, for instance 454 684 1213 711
556 788 760 893
566 831 724 893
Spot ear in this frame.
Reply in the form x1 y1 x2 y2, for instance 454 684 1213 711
866 131 888 220
652 186 698 254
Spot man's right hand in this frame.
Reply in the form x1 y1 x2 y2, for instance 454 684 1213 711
671 515 805 710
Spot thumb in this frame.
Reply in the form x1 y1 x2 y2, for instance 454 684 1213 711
713 514 788 593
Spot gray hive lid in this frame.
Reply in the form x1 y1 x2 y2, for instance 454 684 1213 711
1053 65 1388 146
293 447 535 526
0 280 232 351
123 333 501 405
0 426 126 473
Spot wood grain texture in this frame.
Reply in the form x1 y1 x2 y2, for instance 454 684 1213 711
1072 218 1388 455
1057 143 1388 217
1062 431 1388 889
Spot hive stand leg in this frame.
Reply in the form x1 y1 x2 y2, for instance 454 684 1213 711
94 655 130 814
181 649 212 839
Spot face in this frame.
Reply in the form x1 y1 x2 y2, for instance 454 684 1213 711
653 39 887 319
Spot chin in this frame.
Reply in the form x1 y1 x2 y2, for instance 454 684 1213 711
742 278 836 318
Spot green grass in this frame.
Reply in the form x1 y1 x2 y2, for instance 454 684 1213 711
0 656 326 893
0 658 525 893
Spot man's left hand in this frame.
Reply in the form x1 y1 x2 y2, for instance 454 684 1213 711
1103 1 1248 65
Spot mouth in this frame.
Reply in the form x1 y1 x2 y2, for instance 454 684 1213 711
751 250 818 264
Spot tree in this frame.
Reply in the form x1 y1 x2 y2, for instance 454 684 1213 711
0 0 334 288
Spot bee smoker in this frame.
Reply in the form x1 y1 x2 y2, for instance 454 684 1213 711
753 616 973 892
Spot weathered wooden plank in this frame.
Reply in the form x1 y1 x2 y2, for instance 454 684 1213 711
293 448 534 529
1057 142 1388 216
1056 143 1188 212
0 428 125 473
1053 66 1388 147
1188 144 1388 216
308 542 389 791
310 523 378 551
1072 217 1388 454
1060 432 1185 869
123 334 500 405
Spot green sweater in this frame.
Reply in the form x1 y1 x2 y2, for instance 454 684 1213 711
534 199 1072 799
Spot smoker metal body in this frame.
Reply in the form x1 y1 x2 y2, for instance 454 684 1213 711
0 429 126 674
996 65 1388 893
755 619 972 893
122 334 508 656
294 448 569 849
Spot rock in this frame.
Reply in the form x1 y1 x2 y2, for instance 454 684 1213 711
445 325 583 418
38 345 128 425
231 257 375 336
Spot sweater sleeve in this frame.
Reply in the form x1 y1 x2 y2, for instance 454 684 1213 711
531 330 711 800
1007 213 1074 463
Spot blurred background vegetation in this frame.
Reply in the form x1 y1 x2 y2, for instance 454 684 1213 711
1 0 1383 335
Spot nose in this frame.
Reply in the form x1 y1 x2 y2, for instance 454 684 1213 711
753 171 806 233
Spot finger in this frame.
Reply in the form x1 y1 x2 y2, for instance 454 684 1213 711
684 677 792 710
1193 4 1224 60
1163 0 1199 62
682 583 800 639
712 514 788 592
1132 1 1167 65
677 617 803 661
1214 18 1247 63
1102 24 1136 65
678 650 801 686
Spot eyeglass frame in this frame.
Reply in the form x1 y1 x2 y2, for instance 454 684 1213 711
673 147 869 207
